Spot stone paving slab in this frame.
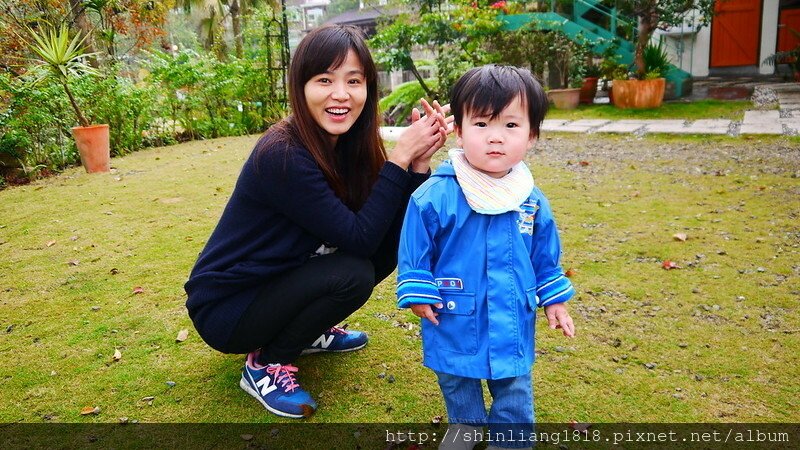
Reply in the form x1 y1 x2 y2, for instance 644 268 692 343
594 120 650 133
380 110 796 138
743 110 780 123
379 127 404 141
554 119 610 133
677 127 729 135
639 120 687 133
556 121 610 132
541 119 569 132
570 119 613 127
781 120 800 132
692 119 732 128
678 119 731 135
740 123 784 134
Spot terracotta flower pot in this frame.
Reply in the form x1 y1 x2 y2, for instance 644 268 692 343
611 78 666 109
579 77 599 104
72 124 110 173
547 88 581 110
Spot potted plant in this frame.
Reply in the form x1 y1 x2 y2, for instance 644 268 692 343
762 27 800 82
612 41 669 109
25 23 109 173
580 60 602 104
610 0 715 108
618 0 715 79
546 31 588 110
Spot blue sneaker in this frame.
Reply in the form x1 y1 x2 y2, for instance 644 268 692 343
239 352 317 418
300 325 368 355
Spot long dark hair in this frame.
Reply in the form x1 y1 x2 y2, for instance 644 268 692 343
263 25 385 210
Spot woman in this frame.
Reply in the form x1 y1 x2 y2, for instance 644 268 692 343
184 24 449 418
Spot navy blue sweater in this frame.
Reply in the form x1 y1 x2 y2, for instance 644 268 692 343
185 134 428 351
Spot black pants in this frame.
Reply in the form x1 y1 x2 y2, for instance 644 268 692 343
226 251 395 364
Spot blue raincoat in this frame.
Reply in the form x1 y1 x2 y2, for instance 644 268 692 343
397 161 574 379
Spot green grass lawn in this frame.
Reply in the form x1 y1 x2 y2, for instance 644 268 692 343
546 100 756 121
0 133 798 427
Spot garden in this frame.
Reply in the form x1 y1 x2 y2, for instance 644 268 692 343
0 0 798 443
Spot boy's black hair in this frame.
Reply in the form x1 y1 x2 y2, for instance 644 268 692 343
450 64 548 138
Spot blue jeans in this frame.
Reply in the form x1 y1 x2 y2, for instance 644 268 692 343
435 371 534 449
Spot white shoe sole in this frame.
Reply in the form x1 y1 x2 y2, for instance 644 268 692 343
239 375 313 419
300 341 367 355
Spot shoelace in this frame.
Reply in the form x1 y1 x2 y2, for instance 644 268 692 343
328 324 349 335
266 364 300 392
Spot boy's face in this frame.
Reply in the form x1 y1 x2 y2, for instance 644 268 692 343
455 96 535 179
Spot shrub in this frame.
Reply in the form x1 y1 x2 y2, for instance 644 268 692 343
379 79 438 126
0 73 78 174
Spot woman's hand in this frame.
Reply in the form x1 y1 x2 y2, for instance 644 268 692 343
409 100 453 173
388 98 449 171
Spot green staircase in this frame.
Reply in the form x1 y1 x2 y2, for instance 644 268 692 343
501 0 692 98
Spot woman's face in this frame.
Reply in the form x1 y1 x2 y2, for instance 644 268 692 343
303 49 367 145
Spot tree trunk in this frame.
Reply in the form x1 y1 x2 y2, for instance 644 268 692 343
230 0 243 58
635 14 656 79
61 79 89 127
69 0 100 68
409 62 435 99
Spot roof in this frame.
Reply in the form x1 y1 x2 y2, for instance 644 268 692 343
323 7 389 26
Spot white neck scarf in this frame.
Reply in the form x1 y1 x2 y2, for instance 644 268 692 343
448 149 534 215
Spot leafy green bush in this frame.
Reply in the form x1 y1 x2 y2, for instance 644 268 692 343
643 41 671 79
379 79 438 126
73 72 167 156
146 49 285 139
0 73 78 173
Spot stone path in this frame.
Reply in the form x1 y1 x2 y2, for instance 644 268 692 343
381 82 800 140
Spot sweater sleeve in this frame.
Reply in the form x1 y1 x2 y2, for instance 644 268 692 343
252 144 410 258
530 189 575 307
396 195 442 308
369 169 431 272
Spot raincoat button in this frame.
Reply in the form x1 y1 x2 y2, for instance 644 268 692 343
446 301 456 310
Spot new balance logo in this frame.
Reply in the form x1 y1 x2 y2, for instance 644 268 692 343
255 374 277 396
312 334 335 349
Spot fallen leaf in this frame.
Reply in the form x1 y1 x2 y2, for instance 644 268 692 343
67 260 79 266
673 233 688 242
132 287 144 294
70 235 79 241
240 434 253 441
569 420 591 432
565 268 577 278
662 260 680 270
141 396 155 402
80 406 101 415
110 268 119 275
46 240 56 247
579 161 590 166
112 349 122 361
176 329 189 342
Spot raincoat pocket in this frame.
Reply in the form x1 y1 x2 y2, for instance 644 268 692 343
525 286 539 311
432 292 477 355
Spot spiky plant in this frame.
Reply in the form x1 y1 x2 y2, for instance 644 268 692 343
26 23 99 127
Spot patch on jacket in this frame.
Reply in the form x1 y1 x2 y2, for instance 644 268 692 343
436 278 463 291
517 201 539 235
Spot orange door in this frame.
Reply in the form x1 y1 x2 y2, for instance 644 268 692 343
710 0 762 67
778 9 800 52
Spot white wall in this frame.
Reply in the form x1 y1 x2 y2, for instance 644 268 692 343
760 0 780 74
660 0 779 77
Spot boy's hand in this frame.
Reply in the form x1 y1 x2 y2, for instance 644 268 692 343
411 303 442 326
544 302 575 337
